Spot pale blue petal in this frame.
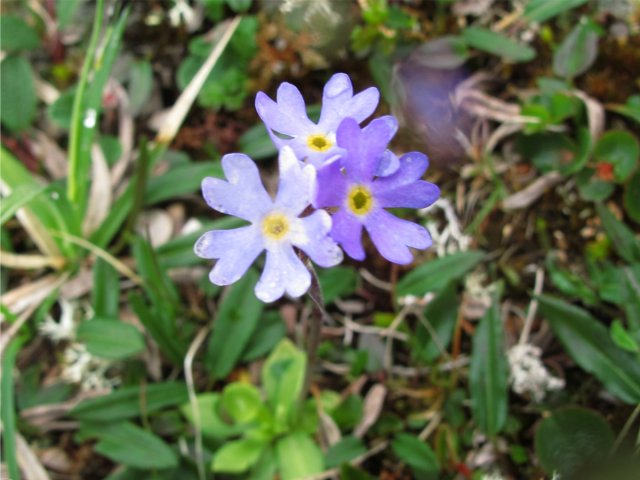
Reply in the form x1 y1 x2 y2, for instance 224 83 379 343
255 84 315 137
373 152 440 208
375 150 400 177
319 73 379 130
275 146 315 216
255 244 311 302
364 209 432 265
194 226 264 285
202 153 272 222
296 210 344 268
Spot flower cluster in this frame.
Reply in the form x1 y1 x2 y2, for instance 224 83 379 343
195 73 440 302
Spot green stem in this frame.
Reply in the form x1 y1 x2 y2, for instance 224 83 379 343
112 137 151 254
611 403 640 457
67 0 104 211
300 260 326 404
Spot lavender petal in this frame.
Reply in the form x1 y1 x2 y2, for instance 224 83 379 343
314 159 348 208
296 210 344 268
275 146 316 216
337 116 398 182
255 84 315 137
331 209 366 261
255 244 311 302
194 226 264 285
365 209 432 265
202 154 272 222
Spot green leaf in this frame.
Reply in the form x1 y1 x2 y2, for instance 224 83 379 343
78 421 178 469
576 168 615 201
594 130 639 183
0 184 51 226
67 5 129 215
92 258 120 317
276 432 324 480
207 269 263 378
220 383 263 424
340 464 377 480
156 217 244 269
128 59 153 115
262 339 306 425
0 55 37 132
391 433 440 478
226 0 252 14
538 295 640 403
396 251 485 297
596 203 640 263
145 161 223 205
517 132 575 173
99 135 122 166
462 27 536 62
129 292 184 365
71 382 188 421
239 123 278 160
524 0 588 23
624 170 640 224
47 87 76 130
0 15 40 51
553 17 601 79
241 310 286 362
326 437 367 469
57 0 84 27
609 94 640 124
470 296 508 436
180 393 244 441
535 407 614 477
212 437 266 473
76 318 145 360
610 320 639 353
318 266 359 304
1 339 22 480
412 282 458 363
1 149 80 256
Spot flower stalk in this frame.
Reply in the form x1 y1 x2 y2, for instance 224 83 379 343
301 259 326 404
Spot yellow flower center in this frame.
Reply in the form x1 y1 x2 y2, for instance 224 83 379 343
262 212 290 240
307 134 332 152
347 185 373 215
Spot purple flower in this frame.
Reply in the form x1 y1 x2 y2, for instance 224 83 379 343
194 147 343 302
255 73 380 168
315 117 440 265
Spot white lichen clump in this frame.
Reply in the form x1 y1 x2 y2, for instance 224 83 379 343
421 198 472 257
507 343 564 402
39 300 120 392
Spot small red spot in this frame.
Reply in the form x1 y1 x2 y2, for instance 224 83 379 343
596 162 614 182
453 462 473 478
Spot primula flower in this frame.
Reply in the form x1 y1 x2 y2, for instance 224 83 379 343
194 147 343 302
315 117 440 264
255 72 380 168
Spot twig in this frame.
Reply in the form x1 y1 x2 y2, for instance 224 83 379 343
184 326 211 480
49 231 141 284
383 306 412 371
610 403 640 457
519 267 544 345
155 17 241 144
415 308 453 361
359 268 392 291
302 440 389 480
16 432 50 480
418 411 443 441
